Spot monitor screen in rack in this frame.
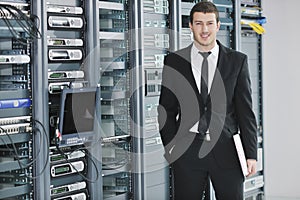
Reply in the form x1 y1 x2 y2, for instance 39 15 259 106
57 87 99 147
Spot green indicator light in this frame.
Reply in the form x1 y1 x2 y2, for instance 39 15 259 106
49 73 65 78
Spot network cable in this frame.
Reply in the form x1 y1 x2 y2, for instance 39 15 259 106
0 4 42 44
241 18 266 34
53 131 101 183
0 118 51 179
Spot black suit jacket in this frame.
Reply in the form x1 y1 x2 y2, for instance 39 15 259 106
158 41 257 168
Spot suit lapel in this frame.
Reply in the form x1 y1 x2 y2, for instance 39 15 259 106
179 45 203 103
178 42 230 106
210 42 228 95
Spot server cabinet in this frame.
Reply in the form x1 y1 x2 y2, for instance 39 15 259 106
0 0 36 199
132 0 179 199
240 0 264 199
99 1 133 199
46 0 91 199
32 0 102 199
32 0 146 199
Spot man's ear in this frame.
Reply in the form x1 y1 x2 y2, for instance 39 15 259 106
189 22 193 30
216 21 221 31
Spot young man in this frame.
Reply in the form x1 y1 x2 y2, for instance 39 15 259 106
158 2 257 199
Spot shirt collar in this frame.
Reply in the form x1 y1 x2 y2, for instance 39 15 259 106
191 41 219 58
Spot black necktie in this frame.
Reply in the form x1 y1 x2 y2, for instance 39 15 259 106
198 51 211 141
199 51 211 103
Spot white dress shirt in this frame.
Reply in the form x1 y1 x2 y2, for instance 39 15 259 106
190 42 219 94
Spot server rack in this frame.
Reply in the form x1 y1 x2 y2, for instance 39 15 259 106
240 0 264 199
33 0 102 199
0 0 35 199
132 0 179 199
45 0 102 199
46 1 91 199
99 1 133 199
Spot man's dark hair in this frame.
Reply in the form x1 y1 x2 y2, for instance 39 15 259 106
190 1 220 24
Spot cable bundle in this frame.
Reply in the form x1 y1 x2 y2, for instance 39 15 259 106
0 4 41 43
241 18 266 35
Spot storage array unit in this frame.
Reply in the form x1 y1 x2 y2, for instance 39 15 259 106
240 0 264 199
0 0 264 199
0 0 35 199
99 0 133 199
136 0 173 199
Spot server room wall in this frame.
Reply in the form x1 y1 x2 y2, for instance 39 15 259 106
263 0 300 199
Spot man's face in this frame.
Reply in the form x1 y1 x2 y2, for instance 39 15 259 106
189 12 220 51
